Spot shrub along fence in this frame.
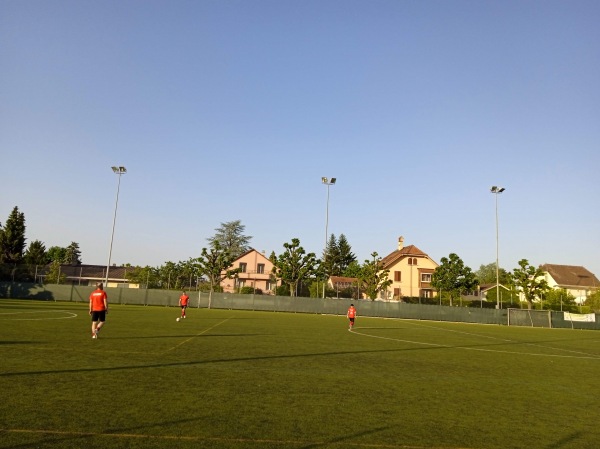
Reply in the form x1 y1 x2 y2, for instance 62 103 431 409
1 282 599 330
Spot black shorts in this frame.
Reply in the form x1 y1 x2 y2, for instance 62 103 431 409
349 317 355 323
181 305 188 310
91 311 106 322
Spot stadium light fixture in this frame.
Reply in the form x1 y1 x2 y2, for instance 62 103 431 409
106 166 127 286
490 186 505 309
322 177 336 298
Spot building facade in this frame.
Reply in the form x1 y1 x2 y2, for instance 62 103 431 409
220 249 279 294
380 236 439 300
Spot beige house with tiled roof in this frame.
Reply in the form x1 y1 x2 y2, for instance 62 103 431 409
220 249 279 294
540 264 599 304
380 236 439 300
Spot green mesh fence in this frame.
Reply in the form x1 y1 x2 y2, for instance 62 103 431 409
2 282 599 330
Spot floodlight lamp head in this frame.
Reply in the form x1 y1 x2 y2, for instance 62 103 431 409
498 187 505 193
490 186 497 193
322 177 328 184
330 178 336 184
112 166 127 174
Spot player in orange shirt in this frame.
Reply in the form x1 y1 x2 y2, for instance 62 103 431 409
89 282 108 339
346 304 357 331
179 291 189 319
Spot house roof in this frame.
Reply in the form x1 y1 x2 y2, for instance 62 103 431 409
42 264 131 281
381 244 436 268
233 248 271 263
540 264 600 289
329 276 358 284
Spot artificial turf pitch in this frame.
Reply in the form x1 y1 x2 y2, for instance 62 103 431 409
1 299 599 449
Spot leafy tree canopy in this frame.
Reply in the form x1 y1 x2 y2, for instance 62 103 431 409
510 259 549 309
431 253 479 306
271 238 319 297
359 252 392 300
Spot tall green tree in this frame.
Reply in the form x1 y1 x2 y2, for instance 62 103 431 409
24 240 49 266
431 253 479 306
359 252 392 300
510 259 549 310
206 220 252 259
271 238 319 297
322 234 340 277
542 288 578 312
47 246 68 263
44 260 66 284
475 262 510 285
322 233 357 279
0 206 26 263
125 265 161 288
585 289 600 313
337 234 356 273
64 242 82 266
194 241 240 306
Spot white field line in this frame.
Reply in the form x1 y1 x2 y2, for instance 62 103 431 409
0 310 78 320
162 317 233 354
350 321 600 361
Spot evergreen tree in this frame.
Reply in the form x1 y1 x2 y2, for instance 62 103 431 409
322 234 340 277
337 234 356 273
207 220 252 259
24 240 49 266
64 242 82 266
0 206 26 263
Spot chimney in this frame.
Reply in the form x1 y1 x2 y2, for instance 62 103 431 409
398 236 404 250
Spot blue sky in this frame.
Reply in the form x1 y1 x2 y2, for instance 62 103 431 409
1 0 599 277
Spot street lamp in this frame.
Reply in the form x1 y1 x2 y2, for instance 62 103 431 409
322 177 336 298
490 186 505 309
105 166 127 287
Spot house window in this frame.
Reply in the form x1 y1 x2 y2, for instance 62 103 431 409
257 264 265 274
394 271 401 282
408 258 418 265
393 288 401 299
239 262 247 273
421 273 432 283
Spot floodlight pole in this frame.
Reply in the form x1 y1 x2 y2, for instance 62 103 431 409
490 186 505 309
322 177 336 299
106 166 127 287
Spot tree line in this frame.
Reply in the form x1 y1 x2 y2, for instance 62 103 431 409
1 206 598 311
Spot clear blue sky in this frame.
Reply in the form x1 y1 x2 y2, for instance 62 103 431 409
1 0 599 277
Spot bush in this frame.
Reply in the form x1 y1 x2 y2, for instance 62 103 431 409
239 286 262 295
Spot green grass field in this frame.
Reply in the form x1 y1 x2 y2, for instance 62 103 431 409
1 299 600 449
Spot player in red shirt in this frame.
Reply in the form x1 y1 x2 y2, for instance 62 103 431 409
347 304 357 331
89 282 108 339
179 291 189 319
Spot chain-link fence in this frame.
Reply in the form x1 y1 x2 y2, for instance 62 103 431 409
3 281 599 329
